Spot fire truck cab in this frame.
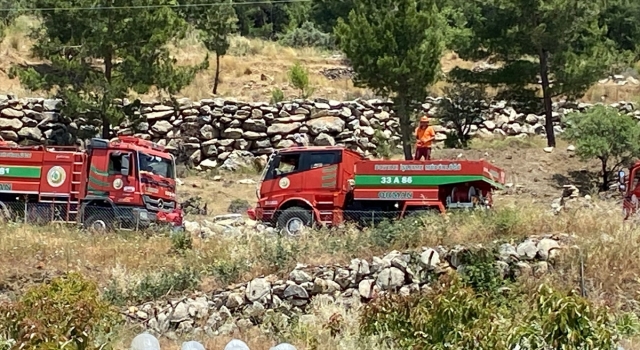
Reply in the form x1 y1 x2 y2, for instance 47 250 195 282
0 136 183 232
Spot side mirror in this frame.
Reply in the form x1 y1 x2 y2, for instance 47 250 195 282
619 170 626 184
121 154 130 176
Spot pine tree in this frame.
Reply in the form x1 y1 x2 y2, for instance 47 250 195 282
179 0 237 94
10 0 208 139
335 0 446 160
446 0 630 148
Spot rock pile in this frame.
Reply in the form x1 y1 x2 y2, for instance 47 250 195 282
0 93 637 169
551 184 596 214
124 235 570 338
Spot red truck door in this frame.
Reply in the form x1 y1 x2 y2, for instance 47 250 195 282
298 150 342 205
87 148 136 202
262 152 303 195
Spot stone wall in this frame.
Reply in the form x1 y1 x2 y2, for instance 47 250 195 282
0 94 636 169
123 234 570 338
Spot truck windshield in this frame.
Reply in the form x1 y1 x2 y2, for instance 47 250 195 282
140 153 175 179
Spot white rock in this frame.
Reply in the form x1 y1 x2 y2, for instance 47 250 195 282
224 339 250 350
181 341 206 350
130 333 160 350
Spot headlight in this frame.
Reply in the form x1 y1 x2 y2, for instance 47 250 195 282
138 211 149 220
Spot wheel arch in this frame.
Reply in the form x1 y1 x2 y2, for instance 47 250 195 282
79 197 116 223
275 198 318 222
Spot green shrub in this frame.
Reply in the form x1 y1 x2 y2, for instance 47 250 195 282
209 258 249 285
270 87 285 104
278 21 335 50
359 273 620 350
103 266 201 305
288 61 315 99
513 284 620 349
368 214 439 250
490 207 522 237
0 273 120 350
258 236 302 272
170 230 193 253
456 247 506 294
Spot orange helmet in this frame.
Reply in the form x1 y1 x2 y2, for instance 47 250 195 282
420 116 429 122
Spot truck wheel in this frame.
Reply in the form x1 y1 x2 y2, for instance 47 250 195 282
277 206 313 236
84 215 116 234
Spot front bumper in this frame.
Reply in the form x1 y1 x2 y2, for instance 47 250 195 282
134 208 184 229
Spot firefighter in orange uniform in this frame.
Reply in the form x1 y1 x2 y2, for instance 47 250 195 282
414 115 436 160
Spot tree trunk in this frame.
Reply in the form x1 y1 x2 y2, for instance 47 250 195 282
212 52 221 94
395 94 413 160
102 49 113 139
601 158 609 192
538 48 556 147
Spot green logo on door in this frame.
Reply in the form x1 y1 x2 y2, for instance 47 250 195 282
47 166 66 187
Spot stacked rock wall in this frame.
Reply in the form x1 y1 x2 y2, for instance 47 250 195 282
124 234 569 338
0 94 636 168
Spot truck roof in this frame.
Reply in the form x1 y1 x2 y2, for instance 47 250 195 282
277 145 366 158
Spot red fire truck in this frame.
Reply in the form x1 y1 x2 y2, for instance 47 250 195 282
247 146 506 235
0 136 183 232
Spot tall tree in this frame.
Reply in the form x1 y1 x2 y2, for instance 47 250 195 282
9 0 207 139
179 0 237 94
310 0 354 33
335 0 446 160
600 0 640 60
446 0 627 148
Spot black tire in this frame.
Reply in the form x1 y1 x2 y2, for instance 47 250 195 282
277 206 313 236
84 211 118 234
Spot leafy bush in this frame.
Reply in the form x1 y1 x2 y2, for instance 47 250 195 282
372 129 397 159
258 236 302 271
278 21 335 50
359 273 621 350
490 207 522 237
456 247 506 294
0 273 120 350
563 105 640 190
103 266 201 305
209 257 249 285
368 214 441 250
170 230 193 253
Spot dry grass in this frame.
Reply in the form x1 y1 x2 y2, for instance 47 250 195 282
3 196 638 348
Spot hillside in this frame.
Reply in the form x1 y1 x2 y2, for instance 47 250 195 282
1 15 640 104
2 4 640 349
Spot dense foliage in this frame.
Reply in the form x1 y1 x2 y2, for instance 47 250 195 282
360 271 621 350
0 273 120 349
563 105 640 190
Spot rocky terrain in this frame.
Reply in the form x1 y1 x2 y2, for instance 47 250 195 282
125 234 568 339
0 94 637 170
